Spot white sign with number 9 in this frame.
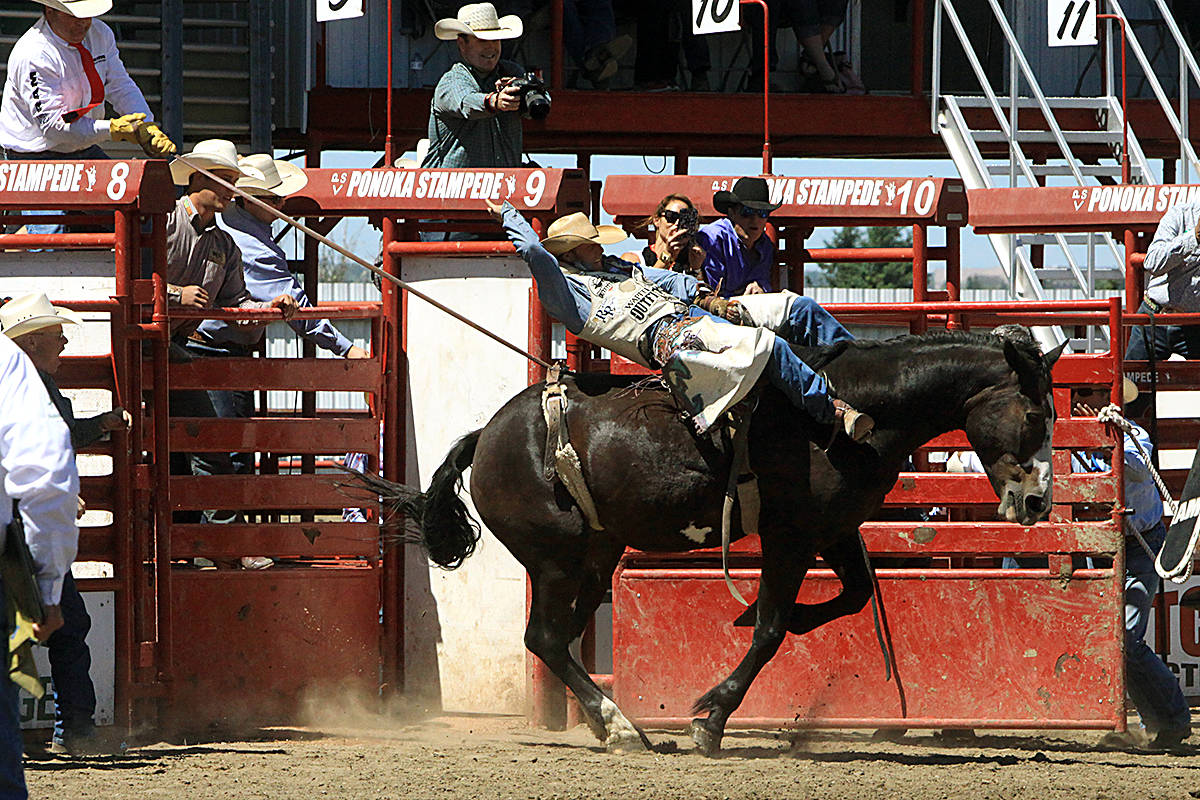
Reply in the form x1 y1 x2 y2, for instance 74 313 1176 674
693 0 739 35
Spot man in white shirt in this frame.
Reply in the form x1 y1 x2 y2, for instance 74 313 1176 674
0 0 174 160
0 333 78 797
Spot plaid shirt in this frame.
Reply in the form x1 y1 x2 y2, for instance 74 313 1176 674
421 59 524 169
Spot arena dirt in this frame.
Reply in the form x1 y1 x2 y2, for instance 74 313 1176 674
24 703 1200 800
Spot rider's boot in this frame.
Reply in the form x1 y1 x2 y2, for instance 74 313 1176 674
833 399 873 442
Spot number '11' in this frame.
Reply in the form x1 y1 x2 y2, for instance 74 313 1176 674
1057 0 1091 41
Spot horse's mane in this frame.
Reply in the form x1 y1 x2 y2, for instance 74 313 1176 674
795 329 1035 371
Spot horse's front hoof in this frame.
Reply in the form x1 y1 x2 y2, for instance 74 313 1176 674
606 731 647 754
689 719 721 756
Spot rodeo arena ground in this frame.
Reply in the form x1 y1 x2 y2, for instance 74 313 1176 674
6 1 1200 799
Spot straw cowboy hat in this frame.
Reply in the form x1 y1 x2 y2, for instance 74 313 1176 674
235 154 308 197
712 177 781 215
395 139 430 170
31 0 112 18
540 212 626 256
435 2 523 40
0 293 82 340
169 139 263 186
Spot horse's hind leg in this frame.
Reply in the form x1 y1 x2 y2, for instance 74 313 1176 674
690 537 811 755
525 544 647 753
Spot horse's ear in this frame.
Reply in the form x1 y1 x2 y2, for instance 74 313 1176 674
1003 339 1043 397
1043 340 1067 369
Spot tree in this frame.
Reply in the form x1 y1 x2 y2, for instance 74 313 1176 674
816 226 914 288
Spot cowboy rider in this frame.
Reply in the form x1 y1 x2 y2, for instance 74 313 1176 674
485 198 871 440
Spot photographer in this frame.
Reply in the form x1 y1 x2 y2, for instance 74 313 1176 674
422 3 537 169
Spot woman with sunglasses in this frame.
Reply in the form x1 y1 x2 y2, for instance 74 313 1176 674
697 177 779 298
628 194 707 276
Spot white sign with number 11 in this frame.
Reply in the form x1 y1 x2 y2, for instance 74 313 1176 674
693 0 740 35
1048 0 1096 47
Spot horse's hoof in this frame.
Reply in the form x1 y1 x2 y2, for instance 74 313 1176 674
606 731 647 754
689 719 721 756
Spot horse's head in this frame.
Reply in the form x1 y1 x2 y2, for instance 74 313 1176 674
963 335 1065 526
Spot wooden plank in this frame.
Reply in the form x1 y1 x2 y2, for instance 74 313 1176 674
171 522 378 558
169 474 353 510
168 417 378 453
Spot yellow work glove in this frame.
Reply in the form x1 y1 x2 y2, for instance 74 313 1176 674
108 112 146 143
135 122 177 157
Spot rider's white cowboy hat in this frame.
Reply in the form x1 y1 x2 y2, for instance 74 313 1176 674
435 3 523 41
540 212 627 256
169 139 263 186
235 154 308 197
31 0 112 18
0 293 82 340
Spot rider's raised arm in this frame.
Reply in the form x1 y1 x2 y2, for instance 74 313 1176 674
495 200 591 333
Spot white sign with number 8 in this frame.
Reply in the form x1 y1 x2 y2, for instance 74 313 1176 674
692 0 740 35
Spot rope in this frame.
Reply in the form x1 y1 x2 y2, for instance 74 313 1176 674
1094 404 1177 568
170 156 553 371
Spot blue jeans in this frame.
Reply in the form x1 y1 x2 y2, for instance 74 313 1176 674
563 0 617 65
0 576 27 799
47 572 95 741
1125 522 1191 733
168 383 241 524
2 145 109 236
1125 302 1200 361
184 339 257 475
781 295 854 348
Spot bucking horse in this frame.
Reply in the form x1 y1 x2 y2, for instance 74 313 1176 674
354 329 1062 754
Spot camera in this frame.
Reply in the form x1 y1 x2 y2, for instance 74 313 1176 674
510 72 552 121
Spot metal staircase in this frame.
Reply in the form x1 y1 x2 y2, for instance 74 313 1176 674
932 0 1200 351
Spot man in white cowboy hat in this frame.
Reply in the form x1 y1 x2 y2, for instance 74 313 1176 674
423 2 529 170
486 198 872 441
166 141 297 548
0 331 78 795
0 293 128 756
189 154 367 475
0 0 176 162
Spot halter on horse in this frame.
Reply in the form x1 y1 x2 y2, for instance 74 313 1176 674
355 329 1061 754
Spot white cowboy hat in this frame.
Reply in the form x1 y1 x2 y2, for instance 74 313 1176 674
435 2 523 41
31 0 112 18
235 154 308 197
0 293 82 340
169 139 262 186
394 139 430 169
540 212 627 256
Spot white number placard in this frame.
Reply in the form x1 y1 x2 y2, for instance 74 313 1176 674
1048 0 1096 47
692 0 740 35
317 0 365 23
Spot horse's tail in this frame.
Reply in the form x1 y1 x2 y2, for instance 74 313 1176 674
341 430 482 569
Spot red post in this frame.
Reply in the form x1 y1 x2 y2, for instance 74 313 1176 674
740 0 771 174
945 225 961 329
911 223 928 333
385 0 394 165
381 212 405 697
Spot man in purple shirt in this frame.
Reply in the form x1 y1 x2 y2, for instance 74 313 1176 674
697 177 779 298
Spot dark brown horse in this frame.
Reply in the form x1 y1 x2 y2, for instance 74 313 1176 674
361 330 1061 754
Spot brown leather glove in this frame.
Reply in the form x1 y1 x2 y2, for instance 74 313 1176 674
695 293 747 325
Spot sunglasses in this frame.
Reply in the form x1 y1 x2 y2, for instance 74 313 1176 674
659 209 685 224
736 205 771 219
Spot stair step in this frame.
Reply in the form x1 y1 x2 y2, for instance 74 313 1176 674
987 163 1125 177
1035 267 1124 282
1017 233 1109 245
950 96 1112 110
973 131 1120 144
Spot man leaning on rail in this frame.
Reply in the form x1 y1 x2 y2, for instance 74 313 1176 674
485 197 871 441
1126 200 1200 361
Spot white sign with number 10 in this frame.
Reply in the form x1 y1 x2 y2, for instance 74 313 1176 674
1048 0 1096 47
693 0 740 35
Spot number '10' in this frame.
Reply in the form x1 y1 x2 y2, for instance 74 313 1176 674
696 0 736 27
